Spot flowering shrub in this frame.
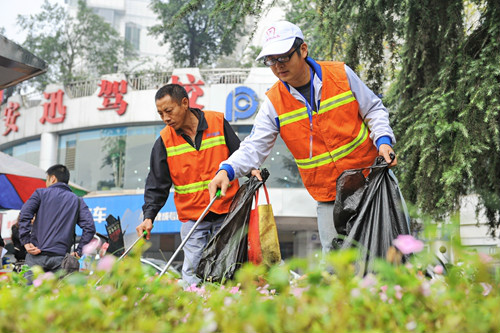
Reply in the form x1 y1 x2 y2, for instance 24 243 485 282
0 237 499 332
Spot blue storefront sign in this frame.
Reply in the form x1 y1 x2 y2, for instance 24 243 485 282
77 193 181 236
225 86 259 122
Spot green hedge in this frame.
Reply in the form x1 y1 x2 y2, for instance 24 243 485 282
1 240 499 333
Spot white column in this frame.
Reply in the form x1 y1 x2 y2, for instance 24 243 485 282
39 132 58 170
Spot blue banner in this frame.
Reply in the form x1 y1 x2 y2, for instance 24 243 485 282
77 193 181 236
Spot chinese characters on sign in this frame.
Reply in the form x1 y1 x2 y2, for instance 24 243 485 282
40 89 66 124
3 102 20 136
171 74 205 109
155 211 179 222
93 206 108 224
98 80 128 115
2 73 251 136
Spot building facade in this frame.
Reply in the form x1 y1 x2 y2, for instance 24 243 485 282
65 0 172 70
0 68 321 262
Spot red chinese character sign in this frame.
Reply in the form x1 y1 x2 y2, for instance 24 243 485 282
171 74 205 109
98 80 128 115
40 89 66 124
3 102 20 136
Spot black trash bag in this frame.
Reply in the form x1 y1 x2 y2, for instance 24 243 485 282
196 169 270 283
333 156 410 275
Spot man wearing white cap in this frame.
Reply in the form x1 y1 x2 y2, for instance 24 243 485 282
209 21 397 253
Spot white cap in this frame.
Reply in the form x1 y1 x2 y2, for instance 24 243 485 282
256 21 304 60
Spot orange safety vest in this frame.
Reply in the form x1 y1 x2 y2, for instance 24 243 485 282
267 61 378 201
160 111 239 222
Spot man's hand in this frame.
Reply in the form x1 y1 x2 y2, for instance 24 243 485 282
208 170 231 199
70 252 81 259
378 144 397 167
24 243 41 255
136 219 153 240
251 169 262 181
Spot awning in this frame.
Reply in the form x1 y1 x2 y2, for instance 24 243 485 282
0 35 48 90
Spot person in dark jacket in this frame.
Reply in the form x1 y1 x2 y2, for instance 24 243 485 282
19 164 95 273
0 233 4 259
11 214 28 262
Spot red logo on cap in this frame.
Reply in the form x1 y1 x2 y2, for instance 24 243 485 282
265 27 280 42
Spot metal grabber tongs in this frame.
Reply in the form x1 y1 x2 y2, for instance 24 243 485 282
158 189 221 278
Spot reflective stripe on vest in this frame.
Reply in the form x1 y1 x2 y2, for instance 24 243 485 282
174 180 211 195
295 121 369 170
166 135 226 157
277 90 355 127
166 135 226 195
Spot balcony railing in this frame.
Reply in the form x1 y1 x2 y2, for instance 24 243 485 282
200 68 250 85
65 78 101 99
126 72 172 91
21 68 253 104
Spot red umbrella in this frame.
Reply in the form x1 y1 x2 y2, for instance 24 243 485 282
0 151 88 210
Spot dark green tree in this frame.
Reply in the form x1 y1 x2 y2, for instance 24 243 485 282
388 0 500 235
17 0 133 91
148 0 253 67
285 0 402 94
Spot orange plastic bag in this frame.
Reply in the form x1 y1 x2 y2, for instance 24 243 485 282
248 184 281 266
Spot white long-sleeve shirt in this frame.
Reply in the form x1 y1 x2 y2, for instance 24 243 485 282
222 58 396 179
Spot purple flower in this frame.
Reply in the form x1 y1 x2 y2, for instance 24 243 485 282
393 235 424 254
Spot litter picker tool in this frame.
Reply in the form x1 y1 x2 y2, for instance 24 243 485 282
158 189 221 278
95 230 147 286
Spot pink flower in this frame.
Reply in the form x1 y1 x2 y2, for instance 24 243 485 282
290 287 308 298
479 253 493 264
185 284 206 296
224 297 233 306
406 321 417 330
229 286 240 294
394 285 403 300
480 282 492 296
33 278 43 287
420 281 431 297
433 265 444 274
350 288 361 298
181 313 190 323
83 238 101 256
360 273 377 288
393 235 424 254
97 255 116 272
